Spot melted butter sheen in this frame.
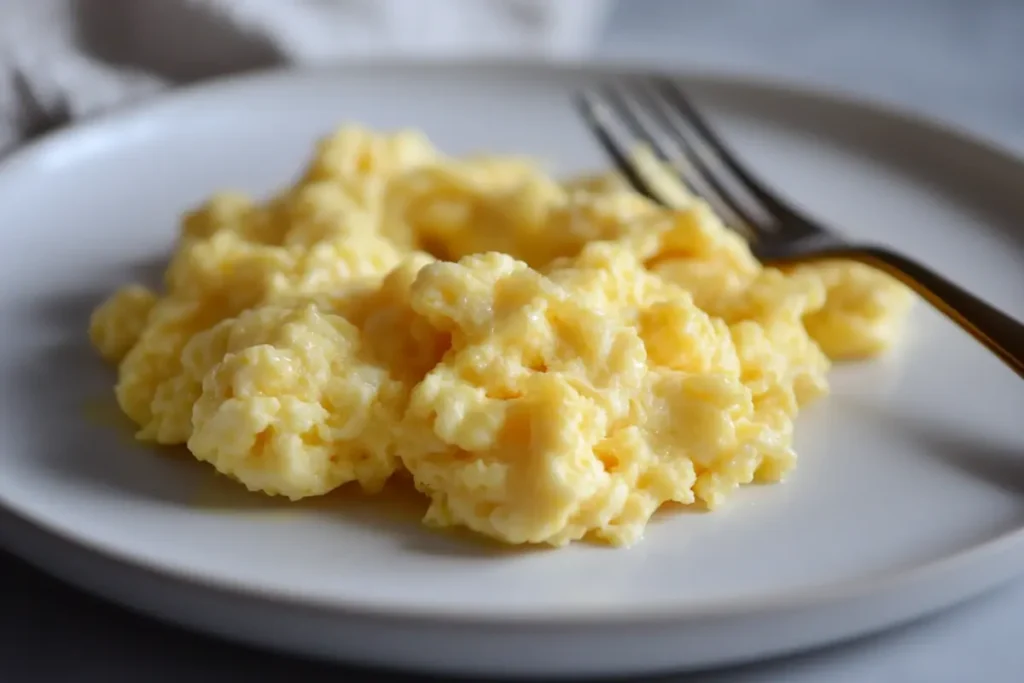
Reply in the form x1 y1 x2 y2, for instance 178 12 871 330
87 125 913 548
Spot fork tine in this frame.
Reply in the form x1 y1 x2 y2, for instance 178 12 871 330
621 81 770 238
581 86 754 237
651 77 797 222
574 93 662 204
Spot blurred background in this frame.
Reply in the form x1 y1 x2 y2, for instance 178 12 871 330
603 0 1023 151
2 0 1022 153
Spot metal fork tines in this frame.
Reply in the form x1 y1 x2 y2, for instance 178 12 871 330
574 77 1024 378
576 78 826 256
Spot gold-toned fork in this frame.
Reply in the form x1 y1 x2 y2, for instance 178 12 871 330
575 78 1024 379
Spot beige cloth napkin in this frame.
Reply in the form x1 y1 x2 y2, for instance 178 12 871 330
0 0 613 154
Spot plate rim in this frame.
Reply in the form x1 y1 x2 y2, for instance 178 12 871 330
5 56 1024 178
2 56 1023 626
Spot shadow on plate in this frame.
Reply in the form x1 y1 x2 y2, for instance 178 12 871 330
840 397 1024 496
916 426 1024 497
10 285 200 506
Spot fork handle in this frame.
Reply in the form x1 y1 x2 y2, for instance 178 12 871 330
824 246 1024 378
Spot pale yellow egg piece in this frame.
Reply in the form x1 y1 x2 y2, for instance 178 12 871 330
795 261 915 359
187 303 407 499
89 284 158 363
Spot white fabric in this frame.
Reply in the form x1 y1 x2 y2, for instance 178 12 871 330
0 0 613 153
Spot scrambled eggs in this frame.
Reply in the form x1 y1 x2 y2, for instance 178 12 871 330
89 125 913 547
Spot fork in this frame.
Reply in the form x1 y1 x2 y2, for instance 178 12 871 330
575 78 1024 379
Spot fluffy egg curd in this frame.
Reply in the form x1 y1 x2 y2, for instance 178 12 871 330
89 125 913 547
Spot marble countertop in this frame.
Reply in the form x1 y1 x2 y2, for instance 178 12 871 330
4 1 1023 681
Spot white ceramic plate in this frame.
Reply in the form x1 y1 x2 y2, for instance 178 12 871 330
0 61 1022 679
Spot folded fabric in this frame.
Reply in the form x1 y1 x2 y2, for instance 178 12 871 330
0 0 613 153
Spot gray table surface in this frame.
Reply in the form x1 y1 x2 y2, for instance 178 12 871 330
4 1 1024 681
